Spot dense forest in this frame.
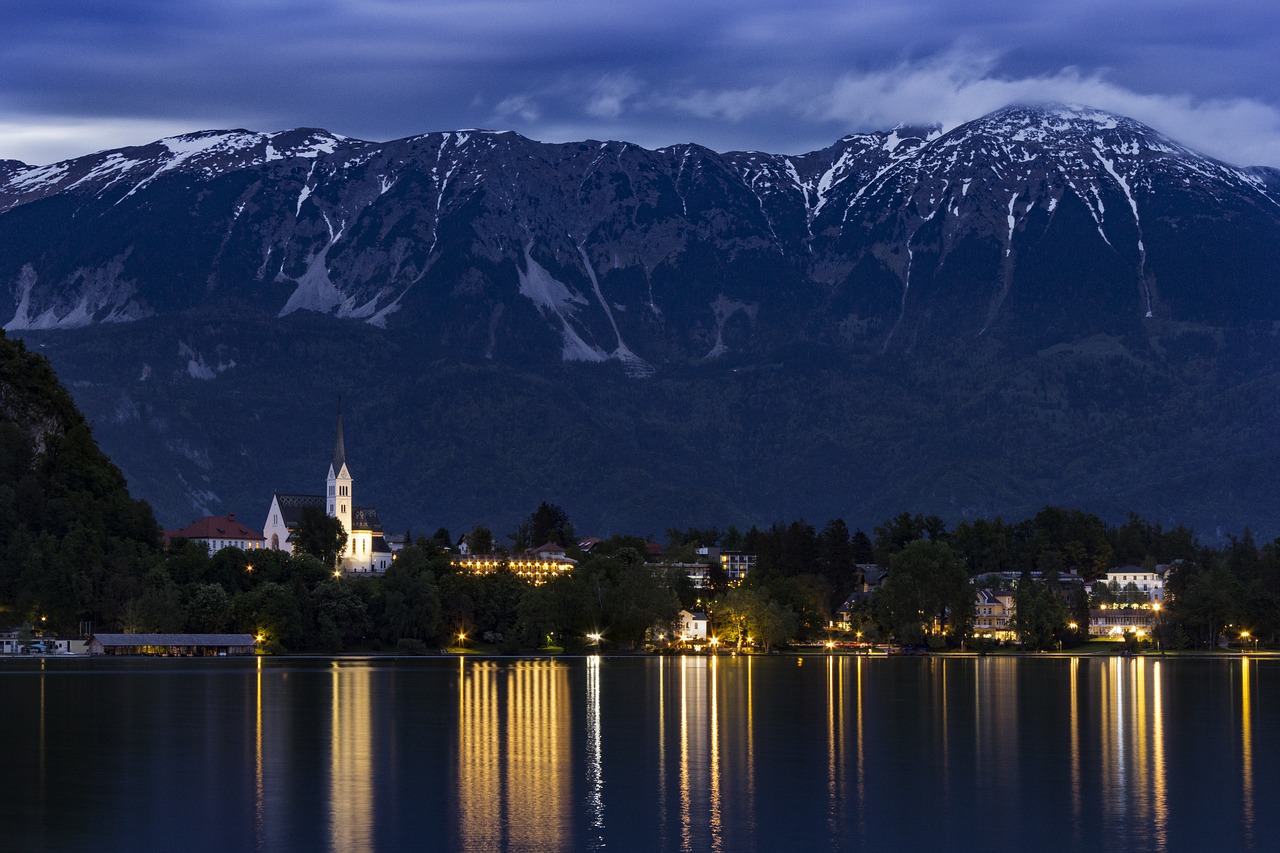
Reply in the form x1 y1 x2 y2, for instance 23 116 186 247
4 329 1277 653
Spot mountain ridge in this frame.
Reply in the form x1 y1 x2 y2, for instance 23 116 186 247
3 103 1278 539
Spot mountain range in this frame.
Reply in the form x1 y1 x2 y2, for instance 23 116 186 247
3 103 1279 540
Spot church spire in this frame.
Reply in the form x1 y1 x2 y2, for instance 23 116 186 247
332 398 346 472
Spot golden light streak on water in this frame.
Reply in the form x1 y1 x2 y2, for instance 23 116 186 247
585 655 605 846
458 660 500 848
330 662 373 853
1152 660 1167 850
455 660 569 850
745 654 756 838
254 656 264 851
1101 657 1120 828
657 655 667 845
1070 657 1081 845
507 661 568 850
856 655 866 844
826 653 837 837
1134 659 1149 830
708 655 722 853
1241 658 1254 849
679 655 691 852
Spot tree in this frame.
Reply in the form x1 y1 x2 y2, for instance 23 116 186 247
873 512 947 565
1012 576 1067 650
713 586 796 652
185 583 231 632
818 518 857 609
468 526 495 555
294 506 348 569
873 539 971 646
529 502 574 548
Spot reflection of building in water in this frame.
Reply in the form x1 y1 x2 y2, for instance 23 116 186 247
972 659 1020 787
456 660 570 849
1096 657 1167 841
331 662 375 853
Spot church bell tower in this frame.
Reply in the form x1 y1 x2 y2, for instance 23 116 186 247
326 402 353 552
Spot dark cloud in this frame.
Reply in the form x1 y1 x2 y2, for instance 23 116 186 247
2 0 1278 164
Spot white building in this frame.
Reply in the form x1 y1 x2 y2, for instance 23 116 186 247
1094 566 1165 602
262 406 393 574
679 610 709 641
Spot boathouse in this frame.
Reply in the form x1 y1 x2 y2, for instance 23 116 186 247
86 633 258 656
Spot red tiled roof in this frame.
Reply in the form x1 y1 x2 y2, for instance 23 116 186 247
530 541 567 555
169 514 265 542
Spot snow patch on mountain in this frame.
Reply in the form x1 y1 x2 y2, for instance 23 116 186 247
4 257 149 330
517 248 607 363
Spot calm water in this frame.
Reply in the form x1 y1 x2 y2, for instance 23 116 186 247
1 654 1274 852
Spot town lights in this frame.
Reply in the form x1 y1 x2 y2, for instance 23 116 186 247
587 632 603 646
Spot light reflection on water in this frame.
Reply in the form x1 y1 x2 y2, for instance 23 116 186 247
1 655 1275 852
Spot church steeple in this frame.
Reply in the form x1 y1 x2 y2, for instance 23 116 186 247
326 401 353 548
332 398 347 474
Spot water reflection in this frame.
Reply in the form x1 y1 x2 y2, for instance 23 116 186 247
456 659 570 850
330 662 374 853
1241 658 1253 848
586 655 604 847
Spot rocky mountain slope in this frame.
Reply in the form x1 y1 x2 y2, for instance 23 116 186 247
3 104 1278 538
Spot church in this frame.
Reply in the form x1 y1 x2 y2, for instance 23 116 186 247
262 406 393 574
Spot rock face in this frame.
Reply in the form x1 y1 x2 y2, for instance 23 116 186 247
2 104 1278 537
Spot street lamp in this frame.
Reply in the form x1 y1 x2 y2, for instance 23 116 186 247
709 636 720 656
1241 630 1256 654
456 630 467 650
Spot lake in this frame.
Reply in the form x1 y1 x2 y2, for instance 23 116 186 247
1 654 1273 852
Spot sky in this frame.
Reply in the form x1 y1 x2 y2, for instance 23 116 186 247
3 0 1279 166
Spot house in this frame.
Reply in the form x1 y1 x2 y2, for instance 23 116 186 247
973 588 1017 640
678 610 709 642
529 541 570 561
262 405 393 574
165 513 265 553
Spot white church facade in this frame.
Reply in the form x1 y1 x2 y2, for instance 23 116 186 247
262 406 393 574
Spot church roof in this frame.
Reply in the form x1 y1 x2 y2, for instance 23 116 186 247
332 403 347 473
272 493 324 528
353 505 383 533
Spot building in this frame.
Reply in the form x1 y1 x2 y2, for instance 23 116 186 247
1089 604 1159 638
1092 566 1166 602
86 633 257 656
678 610 709 642
973 588 1017 640
262 406 393 574
451 553 575 585
165 513 265 553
